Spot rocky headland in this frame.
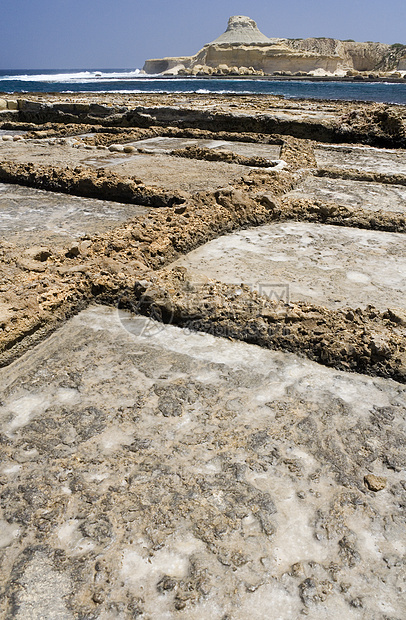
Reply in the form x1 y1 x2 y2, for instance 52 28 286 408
143 14 406 80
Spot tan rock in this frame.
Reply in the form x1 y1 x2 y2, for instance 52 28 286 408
23 246 52 262
259 194 280 211
7 99 18 110
143 56 192 75
0 98 7 110
162 64 186 76
108 144 124 152
0 303 13 325
364 474 387 492
79 240 93 255
191 65 203 76
17 258 47 272
199 65 213 75
386 308 406 326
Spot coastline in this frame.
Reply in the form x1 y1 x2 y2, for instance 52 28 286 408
100 74 406 84
2 72 406 106
2 73 406 85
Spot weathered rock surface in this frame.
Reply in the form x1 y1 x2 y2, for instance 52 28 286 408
286 175 406 214
0 305 405 619
0 93 406 618
7 93 406 148
171 222 406 312
0 183 150 249
315 144 406 176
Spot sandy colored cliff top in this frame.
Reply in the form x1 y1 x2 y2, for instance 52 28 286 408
209 15 272 45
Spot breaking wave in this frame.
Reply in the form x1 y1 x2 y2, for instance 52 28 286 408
0 69 405 103
0 70 143 83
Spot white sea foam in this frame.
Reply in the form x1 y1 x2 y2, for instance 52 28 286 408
1 70 405 104
0 70 143 82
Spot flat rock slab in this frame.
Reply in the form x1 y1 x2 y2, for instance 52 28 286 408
315 144 406 175
0 140 256 193
0 305 405 619
83 152 251 193
11 92 354 122
0 184 149 249
287 175 406 213
126 136 281 160
172 222 406 311
0 130 28 137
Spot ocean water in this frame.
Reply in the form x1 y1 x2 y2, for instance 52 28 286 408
1 69 406 104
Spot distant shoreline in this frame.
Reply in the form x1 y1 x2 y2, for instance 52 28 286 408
2 73 406 104
141 74 406 84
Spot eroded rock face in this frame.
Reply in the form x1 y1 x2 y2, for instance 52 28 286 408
143 15 404 76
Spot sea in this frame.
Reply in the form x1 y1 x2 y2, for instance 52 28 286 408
1 69 406 104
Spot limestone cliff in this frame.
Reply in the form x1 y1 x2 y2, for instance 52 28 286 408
143 15 405 77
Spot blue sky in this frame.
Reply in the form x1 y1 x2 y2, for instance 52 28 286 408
1 0 405 69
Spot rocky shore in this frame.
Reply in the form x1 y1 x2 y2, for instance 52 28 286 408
0 92 405 618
